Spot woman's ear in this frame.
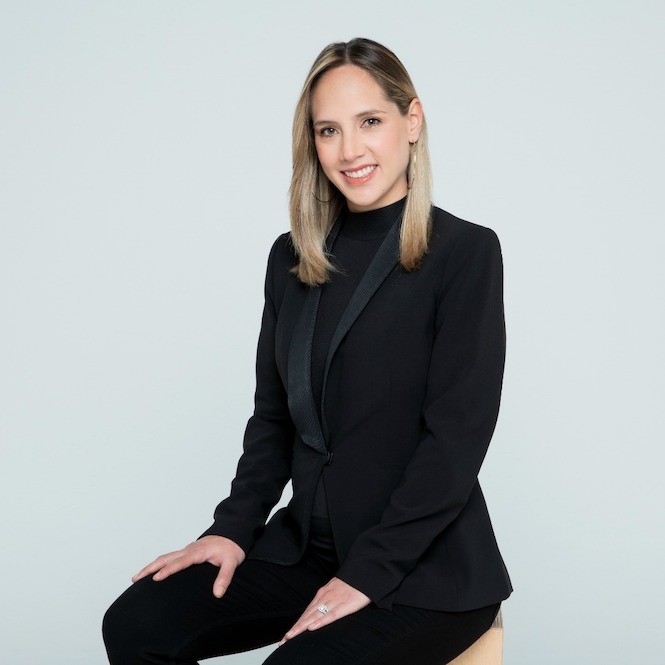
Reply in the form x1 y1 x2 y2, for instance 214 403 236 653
407 98 424 143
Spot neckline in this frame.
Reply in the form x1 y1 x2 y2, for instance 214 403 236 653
341 197 406 241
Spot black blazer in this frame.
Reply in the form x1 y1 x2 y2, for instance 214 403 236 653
202 206 512 612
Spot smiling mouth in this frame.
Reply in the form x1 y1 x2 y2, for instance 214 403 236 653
343 165 376 178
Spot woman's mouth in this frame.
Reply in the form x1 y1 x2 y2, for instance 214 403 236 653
342 164 377 185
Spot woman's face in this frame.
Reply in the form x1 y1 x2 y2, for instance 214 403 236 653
311 65 422 213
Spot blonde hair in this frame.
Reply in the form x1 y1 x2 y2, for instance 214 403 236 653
290 38 433 286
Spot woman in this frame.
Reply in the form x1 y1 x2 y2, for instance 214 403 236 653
103 37 512 665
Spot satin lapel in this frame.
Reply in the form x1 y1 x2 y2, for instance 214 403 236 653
320 218 401 442
286 218 343 455
287 286 326 453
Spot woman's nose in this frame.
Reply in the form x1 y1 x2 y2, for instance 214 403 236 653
340 131 364 162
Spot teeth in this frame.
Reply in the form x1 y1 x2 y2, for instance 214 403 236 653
344 165 376 178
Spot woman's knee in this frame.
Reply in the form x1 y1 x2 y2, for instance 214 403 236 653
102 581 171 662
102 566 223 662
102 592 142 660
102 596 130 651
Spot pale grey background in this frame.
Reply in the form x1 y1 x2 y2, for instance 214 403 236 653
1 1 663 663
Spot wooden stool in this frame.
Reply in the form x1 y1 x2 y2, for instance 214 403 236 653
447 609 503 665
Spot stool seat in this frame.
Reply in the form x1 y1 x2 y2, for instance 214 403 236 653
447 609 503 665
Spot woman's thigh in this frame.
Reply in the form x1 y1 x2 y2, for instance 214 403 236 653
103 556 330 665
268 602 500 665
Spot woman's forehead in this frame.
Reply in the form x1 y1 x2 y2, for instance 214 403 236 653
311 66 392 119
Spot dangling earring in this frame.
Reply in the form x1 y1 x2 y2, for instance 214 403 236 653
312 170 332 203
407 142 417 190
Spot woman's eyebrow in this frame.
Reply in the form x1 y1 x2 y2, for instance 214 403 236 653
312 109 388 128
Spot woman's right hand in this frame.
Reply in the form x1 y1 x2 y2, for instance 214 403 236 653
132 535 246 598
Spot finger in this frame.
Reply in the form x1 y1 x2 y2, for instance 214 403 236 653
132 553 177 582
132 565 157 583
212 562 238 599
303 604 337 631
280 604 332 644
280 583 371 644
150 553 195 581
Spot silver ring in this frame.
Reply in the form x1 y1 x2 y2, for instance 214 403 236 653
317 604 329 615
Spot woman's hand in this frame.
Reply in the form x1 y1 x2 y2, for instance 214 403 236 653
132 535 246 598
280 577 371 644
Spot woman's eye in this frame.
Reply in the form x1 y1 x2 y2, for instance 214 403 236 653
319 127 337 137
363 117 380 127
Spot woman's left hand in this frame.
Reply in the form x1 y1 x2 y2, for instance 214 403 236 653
280 577 371 644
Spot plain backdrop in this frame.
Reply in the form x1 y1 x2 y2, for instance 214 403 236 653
1 1 664 663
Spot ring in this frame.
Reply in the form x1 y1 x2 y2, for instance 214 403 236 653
317 604 329 615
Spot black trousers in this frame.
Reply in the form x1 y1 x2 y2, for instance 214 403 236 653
103 545 499 665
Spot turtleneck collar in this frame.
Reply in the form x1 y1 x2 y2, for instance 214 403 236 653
340 197 406 241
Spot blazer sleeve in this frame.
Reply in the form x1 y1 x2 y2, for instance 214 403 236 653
335 225 506 606
200 236 295 554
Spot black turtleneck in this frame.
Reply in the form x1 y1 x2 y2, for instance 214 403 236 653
309 197 405 538
311 198 406 420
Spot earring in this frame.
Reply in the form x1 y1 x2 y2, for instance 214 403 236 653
407 144 417 190
313 171 333 203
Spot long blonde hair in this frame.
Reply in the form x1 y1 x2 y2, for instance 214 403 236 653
290 38 433 286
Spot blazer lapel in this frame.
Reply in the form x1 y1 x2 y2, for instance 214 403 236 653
320 217 402 442
287 218 343 455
